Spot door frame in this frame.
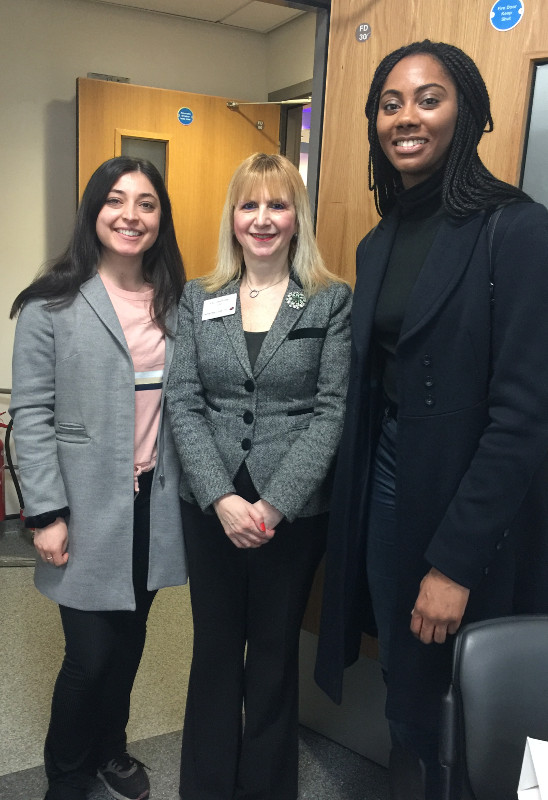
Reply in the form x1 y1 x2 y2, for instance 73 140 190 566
519 56 548 191
266 1 331 224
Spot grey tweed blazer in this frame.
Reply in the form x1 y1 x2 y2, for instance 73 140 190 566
166 276 352 521
10 274 187 611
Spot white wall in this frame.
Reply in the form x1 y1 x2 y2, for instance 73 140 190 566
0 0 315 514
267 11 318 94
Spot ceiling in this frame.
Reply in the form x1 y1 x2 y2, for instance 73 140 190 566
86 0 308 33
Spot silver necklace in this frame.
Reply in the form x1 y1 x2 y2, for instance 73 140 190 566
245 273 288 299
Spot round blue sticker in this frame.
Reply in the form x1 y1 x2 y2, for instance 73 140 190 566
177 107 194 126
490 1 524 31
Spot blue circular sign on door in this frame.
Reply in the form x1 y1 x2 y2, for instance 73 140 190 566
178 107 194 126
490 0 524 31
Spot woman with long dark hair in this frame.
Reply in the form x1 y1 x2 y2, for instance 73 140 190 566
10 156 187 800
315 40 548 799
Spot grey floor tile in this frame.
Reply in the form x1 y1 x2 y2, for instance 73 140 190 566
0 727 389 800
0 766 48 800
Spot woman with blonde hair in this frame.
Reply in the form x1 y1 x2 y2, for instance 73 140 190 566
167 152 351 799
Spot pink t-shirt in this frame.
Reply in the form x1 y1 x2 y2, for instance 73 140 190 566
100 273 165 487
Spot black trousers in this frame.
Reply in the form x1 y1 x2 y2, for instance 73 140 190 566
179 479 327 800
44 471 156 793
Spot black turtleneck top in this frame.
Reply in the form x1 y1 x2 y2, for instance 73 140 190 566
374 170 445 404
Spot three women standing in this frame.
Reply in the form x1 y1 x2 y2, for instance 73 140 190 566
315 40 548 799
167 153 351 800
10 156 187 800
14 43 542 798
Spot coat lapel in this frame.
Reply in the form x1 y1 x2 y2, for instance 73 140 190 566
221 277 307 378
399 212 485 343
157 305 178 483
164 306 177 375
351 210 486 355
79 273 130 355
253 277 306 377
352 215 398 359
221 280 254 377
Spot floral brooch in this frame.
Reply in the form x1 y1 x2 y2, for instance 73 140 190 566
286 290 307 310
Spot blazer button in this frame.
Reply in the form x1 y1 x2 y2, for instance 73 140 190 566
496 541 503 550
243 411 254 424
503 528 510 538
424 394 435 407
483 566 490 576
241 438 251 451
422 355 432 367
244 379 255 392
424 376 434 388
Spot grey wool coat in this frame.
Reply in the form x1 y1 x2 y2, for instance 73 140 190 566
10 273 187 611
166 276 352 521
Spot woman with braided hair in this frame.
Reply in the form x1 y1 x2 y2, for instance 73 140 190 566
315 40 548 798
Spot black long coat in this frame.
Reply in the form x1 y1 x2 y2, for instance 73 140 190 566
315 201 548 729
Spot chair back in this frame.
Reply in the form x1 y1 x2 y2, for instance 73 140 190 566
440 615 548 800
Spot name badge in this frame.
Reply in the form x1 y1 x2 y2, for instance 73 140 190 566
202 293 237 320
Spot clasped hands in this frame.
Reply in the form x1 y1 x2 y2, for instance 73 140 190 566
410 567 470 645
213 494 284 549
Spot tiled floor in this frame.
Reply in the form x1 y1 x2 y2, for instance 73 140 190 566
0 726 389 800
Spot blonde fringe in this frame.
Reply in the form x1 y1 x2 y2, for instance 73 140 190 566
201 153 346 296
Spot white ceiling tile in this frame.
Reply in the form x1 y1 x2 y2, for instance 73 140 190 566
222 2 305 33
85 0 305 31
96 1 247 22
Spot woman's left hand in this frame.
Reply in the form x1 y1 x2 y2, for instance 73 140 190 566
253 499 284 531
410 567 470 645
33 518 69 566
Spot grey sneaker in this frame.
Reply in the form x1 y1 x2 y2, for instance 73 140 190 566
97 752 150 800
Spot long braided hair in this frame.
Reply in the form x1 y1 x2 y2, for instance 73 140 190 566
365 40 530 217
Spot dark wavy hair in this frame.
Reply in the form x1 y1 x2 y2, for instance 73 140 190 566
365 40 530 217
10 156 185 333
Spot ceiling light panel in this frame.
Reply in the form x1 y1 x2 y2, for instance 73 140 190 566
222 2 305 33
91 0 251 23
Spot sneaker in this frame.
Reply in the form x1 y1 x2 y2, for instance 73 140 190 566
97 752 150 800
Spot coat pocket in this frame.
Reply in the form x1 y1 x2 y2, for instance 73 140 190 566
55 422 91 444
287 327 327 340
287 407 314 430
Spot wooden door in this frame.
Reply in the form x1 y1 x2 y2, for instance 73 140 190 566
78 79 280 279
316 0 548 286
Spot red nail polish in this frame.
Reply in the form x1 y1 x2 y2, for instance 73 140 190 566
260 523 266 532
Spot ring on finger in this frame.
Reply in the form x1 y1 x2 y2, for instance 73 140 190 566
46 556 53 560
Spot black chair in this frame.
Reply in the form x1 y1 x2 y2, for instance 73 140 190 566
440 615 548 800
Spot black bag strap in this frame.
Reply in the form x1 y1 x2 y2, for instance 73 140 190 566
487 206 503 379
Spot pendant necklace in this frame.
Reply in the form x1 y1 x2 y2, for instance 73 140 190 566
245 273 288 299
